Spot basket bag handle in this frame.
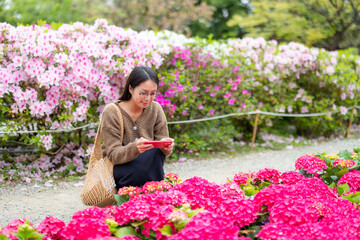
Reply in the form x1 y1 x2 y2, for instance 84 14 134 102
88 102 124 172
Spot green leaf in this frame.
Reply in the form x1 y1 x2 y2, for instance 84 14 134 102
318 153 331 166
114 226 137 238
328 182 336 189
0 234 11 240
159 224 173 236
353 148 360 153
14 223 44 240
174 219 190 231
106 219 119 235
337 183 350 196
338 150 352 159
342 192 360 203
114 194 129 206
130 220 147 227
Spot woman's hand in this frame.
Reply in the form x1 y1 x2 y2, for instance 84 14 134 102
136 137 153 153
160 137 174 151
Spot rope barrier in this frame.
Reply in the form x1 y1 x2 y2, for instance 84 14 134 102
0 106 359 135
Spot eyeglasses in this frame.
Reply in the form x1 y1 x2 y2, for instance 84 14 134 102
136 90 159 98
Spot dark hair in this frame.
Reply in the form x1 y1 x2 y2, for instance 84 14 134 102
120 66 160 101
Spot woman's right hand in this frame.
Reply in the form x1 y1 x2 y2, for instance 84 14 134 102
136 137 153 153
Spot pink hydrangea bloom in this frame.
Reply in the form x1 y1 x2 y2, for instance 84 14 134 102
130 189 188 207
117 186 142 196
338 170 360 191
113 200 174 238
60 216 111 240
36 216 65 240
167 212 242 240
141 180 173 194
172 177 223 209
269 198 323 225
207 198 258 228
164 173 180 181
257 221 359 240
233 171 255 185
71 206 107 220
253 184 287 212
256 168 281 183
0 218 28 240
333 158 355 168
295 154 328 174
168 210 189 222
280 171 304 185
220 182 246 200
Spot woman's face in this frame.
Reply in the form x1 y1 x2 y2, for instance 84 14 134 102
130 80 158 109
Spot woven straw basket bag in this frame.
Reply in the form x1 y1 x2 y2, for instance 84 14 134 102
81 103 123 207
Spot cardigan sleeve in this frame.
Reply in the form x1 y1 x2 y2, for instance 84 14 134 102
153 102 172 157
100 105 140 165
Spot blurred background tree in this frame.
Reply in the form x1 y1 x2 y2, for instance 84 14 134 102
107 0 215 36
0 0 92 25
188 0 251 39
0 0 359 51
228 0 360 52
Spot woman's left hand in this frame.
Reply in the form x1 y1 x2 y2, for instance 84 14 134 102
161 137 174 151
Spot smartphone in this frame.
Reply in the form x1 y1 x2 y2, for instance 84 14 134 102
144 140 172 148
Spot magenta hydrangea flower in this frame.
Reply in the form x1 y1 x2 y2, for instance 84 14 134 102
164 173 183 185
338 170 360 191
0 218 28 240
60 216 111 240
71 206 107 220
117 186 142 196
167 212 242 240
257 221 359 240
207 198 258 228
253 184 288 212
172 177 223 210
333 158 355 168
122 236 142 240
256 222 296 240
295 154 328 174
256 168 281 183
233 171 255 185
280 171 304 185
112 200 174 238
130 189 188 207
269 198 322 225
220 182 246 200
36 216 65 240
141 180 173 194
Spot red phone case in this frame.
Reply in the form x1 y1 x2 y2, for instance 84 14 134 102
145 141 172 148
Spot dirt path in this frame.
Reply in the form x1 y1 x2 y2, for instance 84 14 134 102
0 137 359 227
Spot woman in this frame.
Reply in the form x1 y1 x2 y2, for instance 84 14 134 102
100 65 174 190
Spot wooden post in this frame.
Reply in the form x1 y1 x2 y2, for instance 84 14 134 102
251 106 261 151
345 108 355 138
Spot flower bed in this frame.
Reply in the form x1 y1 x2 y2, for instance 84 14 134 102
1 148 359 240
0 19 359 184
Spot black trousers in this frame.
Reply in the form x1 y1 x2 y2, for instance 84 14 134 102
113 148 165 191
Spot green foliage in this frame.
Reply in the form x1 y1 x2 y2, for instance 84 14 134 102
13 222 44 240
0 234 10 240
106 219 138 238
341 191 360 205
189 0 250 39
228 0 360 51
114 194 130 206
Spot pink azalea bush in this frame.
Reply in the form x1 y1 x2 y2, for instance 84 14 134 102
1 19 359 185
